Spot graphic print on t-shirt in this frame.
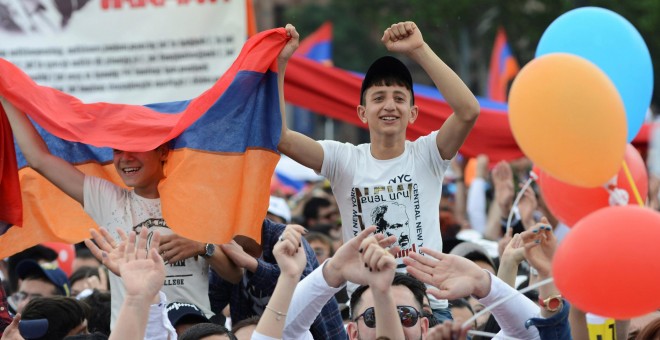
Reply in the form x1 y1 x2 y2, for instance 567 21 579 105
351 173 422 265
132 218 193 286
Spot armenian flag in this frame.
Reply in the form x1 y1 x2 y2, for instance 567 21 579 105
0 28 289 257
487 27 520 102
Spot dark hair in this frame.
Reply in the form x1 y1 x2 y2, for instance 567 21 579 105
304 232 335 257
231 315 260 334
634 317 660 339
303 197 332 221
64 332 109 340
471 314 501 340
81 290 111 335
7 246 58 293
463 251 497 272
449 298 476 328
69 266 100 287
179 323 237 340
350 273 426 319
360 56 414 106
22 296 89 340
74 247 99 260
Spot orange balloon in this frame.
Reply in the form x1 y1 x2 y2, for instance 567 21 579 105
553 206 660 319
540 144 648 226
509 53 627 188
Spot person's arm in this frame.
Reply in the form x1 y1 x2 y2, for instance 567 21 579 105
158 234 242 284
276 24 325 173
404 249 541 339
466 155 489 234
360 236 401 339
380 22 479 160
283 226 397 339
497 231 525 288
450 156 468 227
1 97 84 203
521 219 559 318
254 225 307 339
109 229 166 340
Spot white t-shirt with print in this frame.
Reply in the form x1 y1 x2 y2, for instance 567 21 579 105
320 131 450 309
83 176 212 327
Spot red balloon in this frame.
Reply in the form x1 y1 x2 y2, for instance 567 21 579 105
539 144 647 227
553 206 660 319
42 242 75 277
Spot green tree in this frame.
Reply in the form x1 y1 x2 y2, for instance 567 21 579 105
285 0 658 110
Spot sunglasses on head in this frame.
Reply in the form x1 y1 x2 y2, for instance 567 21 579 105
353 305 421 328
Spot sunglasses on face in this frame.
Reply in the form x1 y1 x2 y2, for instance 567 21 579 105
353 305 421 328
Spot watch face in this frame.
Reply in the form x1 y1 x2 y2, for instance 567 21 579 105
206 244 215 256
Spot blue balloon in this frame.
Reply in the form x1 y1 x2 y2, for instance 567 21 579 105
536 7 653 142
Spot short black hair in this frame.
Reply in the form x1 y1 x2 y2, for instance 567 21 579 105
303 197 332 221
81 290 111 335
231 315 260 334
179 323 237 340
68 266 100 287
350 273 426 319
22 296 89 340
360 56 414 106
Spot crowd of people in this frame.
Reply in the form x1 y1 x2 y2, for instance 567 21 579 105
1 20 659 340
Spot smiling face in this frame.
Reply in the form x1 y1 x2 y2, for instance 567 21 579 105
358 84 418 139
113 145 168 198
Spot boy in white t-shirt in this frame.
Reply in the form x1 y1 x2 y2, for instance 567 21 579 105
1 96 242 327
277 22 480 320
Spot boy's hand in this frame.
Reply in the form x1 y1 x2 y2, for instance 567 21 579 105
381 21 424 55
158 234 204 264
278 24 300 65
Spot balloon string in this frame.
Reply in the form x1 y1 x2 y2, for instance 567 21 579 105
466 330 521 340
621 160 644 206
505 177 534 234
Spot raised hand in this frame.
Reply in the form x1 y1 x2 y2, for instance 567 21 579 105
274 224 308 279
501 232 526 266
492 161 514 219
219 240 258 272
381 21 424 54
323 226 398 288
85 227 160 276
403 248 491 300
0 313 24 340
119 231 165 302
278 24 300 65
497 229 526 288
521 218 556 278
518 185 538 229
158 233 204 264
426 320 470 340
359 235 397 292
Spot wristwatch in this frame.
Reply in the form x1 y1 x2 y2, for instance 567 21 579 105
539 295 563 312
202 243 215 258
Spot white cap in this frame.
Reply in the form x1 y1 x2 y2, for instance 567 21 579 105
268 196 291 223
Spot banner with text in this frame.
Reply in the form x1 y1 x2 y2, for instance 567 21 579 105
0 0 247 104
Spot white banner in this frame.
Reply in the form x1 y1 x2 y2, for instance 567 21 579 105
0 0 246 104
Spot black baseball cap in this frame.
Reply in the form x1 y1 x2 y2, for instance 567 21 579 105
167 302 209 327
360 56 414 105
16 260 71 297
